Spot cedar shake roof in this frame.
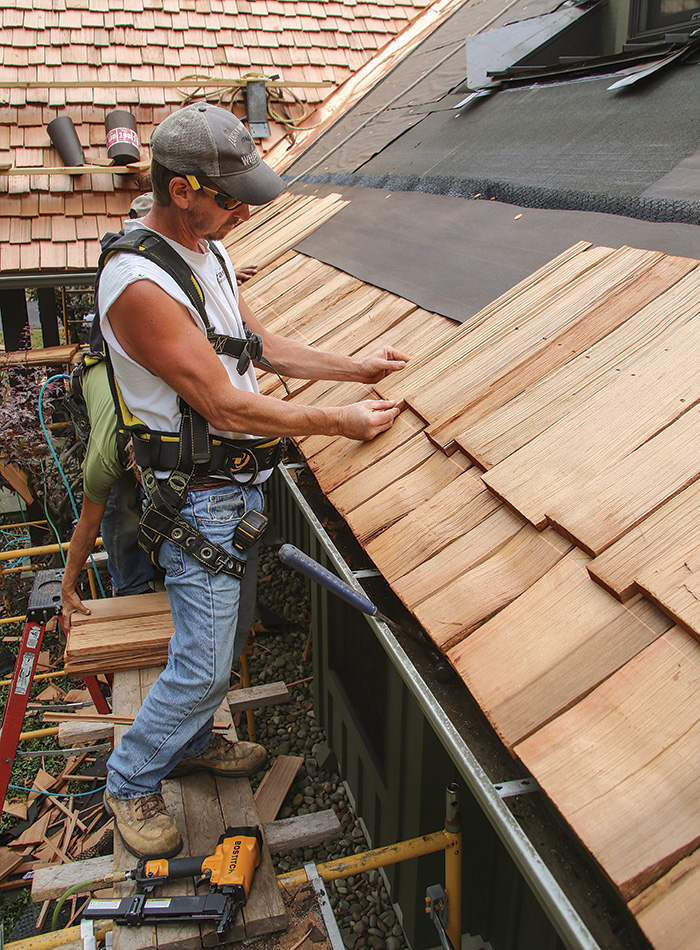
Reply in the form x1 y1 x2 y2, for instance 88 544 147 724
0 0 431 274
225 189 700 949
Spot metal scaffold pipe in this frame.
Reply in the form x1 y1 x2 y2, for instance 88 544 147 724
444 782 462 949
277 828 456 889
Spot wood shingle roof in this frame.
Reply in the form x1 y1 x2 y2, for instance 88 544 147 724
225 193 700 948
0 0 431 274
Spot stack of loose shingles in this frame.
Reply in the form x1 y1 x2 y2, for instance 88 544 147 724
64 591 173 677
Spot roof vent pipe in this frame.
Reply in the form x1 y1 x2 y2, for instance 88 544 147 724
47 116 85 168
105 110 140 165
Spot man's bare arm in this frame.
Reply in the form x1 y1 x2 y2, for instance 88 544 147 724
107 281 401 439
60 496 106 630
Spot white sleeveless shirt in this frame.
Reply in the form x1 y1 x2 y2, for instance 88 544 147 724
98 219 259 442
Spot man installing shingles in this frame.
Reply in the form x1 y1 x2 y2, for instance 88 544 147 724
92 103 408 858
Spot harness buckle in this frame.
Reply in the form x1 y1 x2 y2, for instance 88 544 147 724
168 471 190 495
209 549 245 577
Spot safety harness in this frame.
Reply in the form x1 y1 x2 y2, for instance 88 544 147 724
89 227 287 578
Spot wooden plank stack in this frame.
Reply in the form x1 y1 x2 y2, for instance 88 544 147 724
64 591 174 676
221 192 350 272
244 237 700 949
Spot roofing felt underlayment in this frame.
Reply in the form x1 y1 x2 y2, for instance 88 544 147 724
294 183 700 322
339 67 700 196
282 0 700 214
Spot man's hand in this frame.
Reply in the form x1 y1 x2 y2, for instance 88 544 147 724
60 585 91 632
235 265 258 284
336 400 401 441
356 346 409 384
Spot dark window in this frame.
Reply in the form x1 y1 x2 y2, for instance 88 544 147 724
628 0 700 42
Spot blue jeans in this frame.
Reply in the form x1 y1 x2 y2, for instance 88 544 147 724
106 482 264 799
101 473 154 597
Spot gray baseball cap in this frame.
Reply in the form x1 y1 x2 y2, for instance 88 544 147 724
150 104 286 205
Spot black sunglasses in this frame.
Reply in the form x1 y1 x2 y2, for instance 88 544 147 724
185 175 242 211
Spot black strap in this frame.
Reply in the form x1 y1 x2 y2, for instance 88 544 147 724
139 499 247 578
130 428 284 481
94 228 290 392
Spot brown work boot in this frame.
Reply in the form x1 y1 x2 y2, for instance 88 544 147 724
169 734 267 779
104 790 183 859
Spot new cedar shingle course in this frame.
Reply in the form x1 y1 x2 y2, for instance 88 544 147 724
238 216 700 947
3 0 430 275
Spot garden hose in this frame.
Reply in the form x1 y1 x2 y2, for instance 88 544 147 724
51 872 126 931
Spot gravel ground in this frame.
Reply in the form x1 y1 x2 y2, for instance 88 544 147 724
244 545 409 950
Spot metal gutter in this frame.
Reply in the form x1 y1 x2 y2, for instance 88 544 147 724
0 271 94 291
279 463 601 950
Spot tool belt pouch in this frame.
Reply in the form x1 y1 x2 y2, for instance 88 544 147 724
138 502 247 578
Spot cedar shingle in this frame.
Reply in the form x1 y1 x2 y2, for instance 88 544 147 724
50 174 74 193
300 16 321 31
39 193 67 213
63 193 84 215
58 10 82 28
67 240 86 268
96 214 114 235
82 10 105 26
2 243 21 270
38 241 67 269
5 47 30 67
30 174 50 191
7 178 30 199
76 214 98 239
61 217 78 241
2 9 24 27
48 87 66 107
10 218 32 243
143 46 166 64
31 216 52 240
20 192 40 215
82 193 107 213
179 48 201 65
163 46 182 66
20 241 41 269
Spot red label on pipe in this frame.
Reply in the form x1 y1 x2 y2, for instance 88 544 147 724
107 127 139 149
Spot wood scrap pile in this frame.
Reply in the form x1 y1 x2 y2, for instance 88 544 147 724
2 758 112 930
0 669 114 937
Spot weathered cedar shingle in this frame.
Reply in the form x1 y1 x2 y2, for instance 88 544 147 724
2 0 432 275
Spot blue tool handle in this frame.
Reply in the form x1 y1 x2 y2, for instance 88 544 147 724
279 544 377 616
